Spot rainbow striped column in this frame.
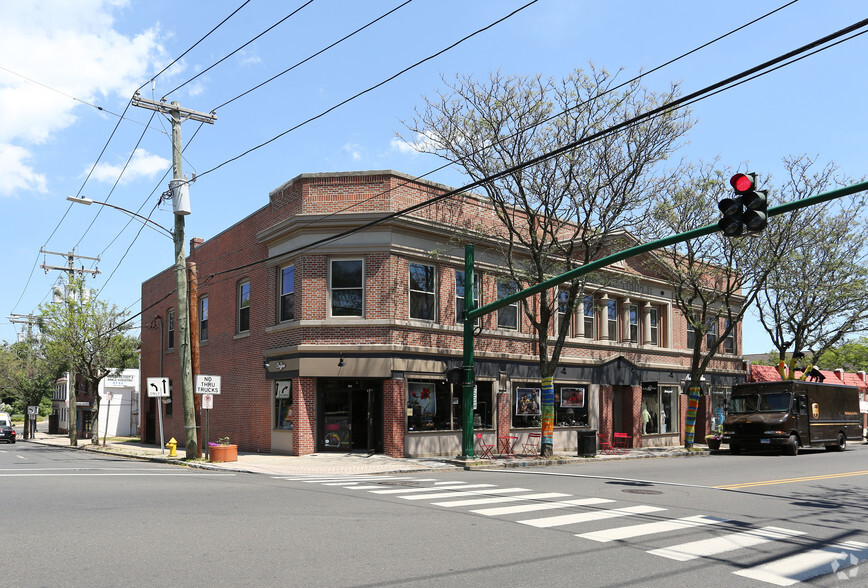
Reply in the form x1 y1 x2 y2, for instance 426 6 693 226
541 376 554 447
684 385 701 446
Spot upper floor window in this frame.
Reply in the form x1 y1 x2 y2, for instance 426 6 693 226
724 319 735 354
706 318 718 350
583 296 595 339
330 259 363 317
558 290 571 337
649 308 659 346
238 281 251 333
687 322 696 349
167 308 175 350
497 281 519 330
280 266 295 322
409 262 436 321
607 299 618 341
629 304 639 343
199 297 209 342
455 270 480 324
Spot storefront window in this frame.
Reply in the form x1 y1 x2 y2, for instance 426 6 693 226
406 381 493 431
511 384 589 428
710 386 729 431
274 380 292 430
642 382 678 434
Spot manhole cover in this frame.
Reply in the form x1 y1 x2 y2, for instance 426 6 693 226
377 481 420 486
622 488 662 495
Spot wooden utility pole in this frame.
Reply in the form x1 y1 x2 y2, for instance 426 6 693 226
131 94 215 458
41 248 100 446
188 261 202 458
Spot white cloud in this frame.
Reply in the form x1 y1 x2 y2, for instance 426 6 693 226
0 0 168 193
391 131 442 155
341 142 362 161
0 144 47 197
87 148 170 184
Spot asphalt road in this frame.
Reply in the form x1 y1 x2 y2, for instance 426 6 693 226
3 441 867 587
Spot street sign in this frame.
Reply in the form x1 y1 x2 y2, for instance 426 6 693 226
276 381 291 399
146 377 171 398
195 374 221 395
202 393 213 410
27 406 38 416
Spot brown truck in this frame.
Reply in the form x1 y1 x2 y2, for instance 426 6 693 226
721 380 861 456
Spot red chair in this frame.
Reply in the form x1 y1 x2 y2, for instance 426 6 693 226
520 432 541 456
475 433 494 460
598 433 615 455
613 433 631 454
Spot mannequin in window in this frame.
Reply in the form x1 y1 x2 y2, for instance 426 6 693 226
641 402 651 434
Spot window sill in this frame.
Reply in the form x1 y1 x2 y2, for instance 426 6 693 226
234 331 250 340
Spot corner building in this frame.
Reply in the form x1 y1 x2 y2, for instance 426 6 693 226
140 170 746 457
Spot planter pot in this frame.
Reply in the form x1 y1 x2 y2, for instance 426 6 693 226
209 444 238 463
706 438 721 451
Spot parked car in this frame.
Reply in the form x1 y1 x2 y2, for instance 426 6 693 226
0 424 15 444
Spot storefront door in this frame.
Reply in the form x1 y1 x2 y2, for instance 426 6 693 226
318 379 383 452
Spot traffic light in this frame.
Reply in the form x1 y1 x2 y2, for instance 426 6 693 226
717 172 768 236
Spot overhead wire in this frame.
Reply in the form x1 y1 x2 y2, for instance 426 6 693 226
187 0 802 275
201 16 868 287
10 0 253 317
162 0 317 100
195 0 541 180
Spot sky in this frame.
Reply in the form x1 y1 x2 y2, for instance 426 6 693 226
1 0 866 354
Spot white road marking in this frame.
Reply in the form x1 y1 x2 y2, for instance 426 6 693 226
471 497 614 516
432 492 571 507
400 487 531 501
648 526 806 561
733 540 868 586
577 515 727 542
519 505 665 528
369 483 494 495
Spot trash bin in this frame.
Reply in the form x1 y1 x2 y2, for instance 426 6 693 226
577 429 597 457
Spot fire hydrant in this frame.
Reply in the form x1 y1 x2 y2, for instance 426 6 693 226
166 437 177 457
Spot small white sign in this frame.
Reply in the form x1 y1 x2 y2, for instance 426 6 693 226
195 375 221 395
202 394 213 410
276 381 291 399
27 406 38 416
146 377 171 398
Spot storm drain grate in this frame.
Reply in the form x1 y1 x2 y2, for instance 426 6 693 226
622 488 663 495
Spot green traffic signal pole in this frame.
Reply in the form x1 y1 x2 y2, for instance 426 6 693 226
459 179 868 457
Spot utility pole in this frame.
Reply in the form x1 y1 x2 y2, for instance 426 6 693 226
41 248 100 446
132 94 216 458
8 313 37 439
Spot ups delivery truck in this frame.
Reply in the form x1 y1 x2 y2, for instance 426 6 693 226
721 380 861 456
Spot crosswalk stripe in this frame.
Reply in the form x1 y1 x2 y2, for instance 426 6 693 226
648 526 806 561
576 515 727 543
369 483 494 495
519 505 664 528
471 497 614 516
400 487 531 501
432 492 571 508
733 540 868 586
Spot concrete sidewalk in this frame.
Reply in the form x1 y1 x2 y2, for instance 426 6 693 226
23 429 710 476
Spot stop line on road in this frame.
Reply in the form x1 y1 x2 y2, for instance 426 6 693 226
274 473 867 586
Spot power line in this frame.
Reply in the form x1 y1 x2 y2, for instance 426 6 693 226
195 0 541 180
162 0 317 100
186 0 802 276
210 0 415 112
202 16 868 286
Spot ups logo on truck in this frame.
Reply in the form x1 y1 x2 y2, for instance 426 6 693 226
812 402 819 419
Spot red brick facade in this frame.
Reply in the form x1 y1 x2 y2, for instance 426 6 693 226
139 170 746 457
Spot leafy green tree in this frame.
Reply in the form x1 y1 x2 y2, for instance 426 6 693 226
0 340 56 436
402 66 693 456
814 337 868 373
39 278 138 446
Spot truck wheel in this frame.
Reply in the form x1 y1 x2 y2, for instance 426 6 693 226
835 432 847 452
729 444 741 455
784 435 799 456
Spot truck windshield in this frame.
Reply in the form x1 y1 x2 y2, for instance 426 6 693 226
757 392 791 412
729 395 757 414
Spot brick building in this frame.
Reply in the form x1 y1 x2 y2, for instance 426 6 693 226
139 170 746 457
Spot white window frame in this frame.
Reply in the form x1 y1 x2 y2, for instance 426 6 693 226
329 259 364 318
583 295 595 339
237 280 251 333
629 304 639 343
199 297 208 342
607 299 618 341
409 262 437 321
455 270 480 325
280 265 295 322
167 308 175 350
497 281 519 330
649 308 659 346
